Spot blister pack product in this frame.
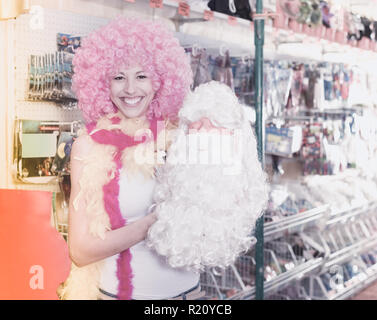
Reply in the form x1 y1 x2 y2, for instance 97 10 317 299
51 131 76 175
57 33 81 54
211 51 235 91
233 57 254 106
189 48 212 89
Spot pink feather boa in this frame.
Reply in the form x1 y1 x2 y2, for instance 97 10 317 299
86 115 161 300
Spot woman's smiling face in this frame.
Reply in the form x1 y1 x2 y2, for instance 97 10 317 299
110 64 156 119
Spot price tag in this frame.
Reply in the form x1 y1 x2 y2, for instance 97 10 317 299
178 1 190 16
358 38 369 50
335 30 346 44
303 24 314 36
313 26 321 38
150 0 163 9
204 10 214 21
288 20 299 33
228 16 237 26
325 27 334 41
363 38 371 50
273 14 284 29
370 41 377 52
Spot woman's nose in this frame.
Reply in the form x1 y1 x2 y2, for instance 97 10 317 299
124 78 136 95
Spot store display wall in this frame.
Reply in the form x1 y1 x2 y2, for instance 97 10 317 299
2 0 377 300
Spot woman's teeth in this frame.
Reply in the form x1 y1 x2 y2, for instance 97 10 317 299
123 97 142 105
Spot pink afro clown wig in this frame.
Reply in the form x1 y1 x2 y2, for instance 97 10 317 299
72 18 193 123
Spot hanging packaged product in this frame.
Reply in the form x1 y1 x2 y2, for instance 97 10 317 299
13 119 81 184
233 56 254 106
211 50 235 91
51 131 76 175
208 0 253 21
264 62 293 118
265 125 303 157
188 47 212 89
277 0 301 20
13 119 58 183
27 51 77 108
57 33 81 54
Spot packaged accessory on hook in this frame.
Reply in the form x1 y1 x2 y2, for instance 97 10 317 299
208 0 253 21
212 50 234 91
278 0 301 19
13 119 59 183
13 119 82 184
189 47 212 89
233 56 254 106
320 0 333 28
26 32 81 109
295 0 322 27
27 51 77 109
57 33 81 54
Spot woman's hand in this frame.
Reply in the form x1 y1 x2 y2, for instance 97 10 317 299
144 211 157 227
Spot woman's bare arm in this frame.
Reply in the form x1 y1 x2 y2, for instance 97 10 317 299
67 135 156 267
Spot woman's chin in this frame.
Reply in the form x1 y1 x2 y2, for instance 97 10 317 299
118 106 147 119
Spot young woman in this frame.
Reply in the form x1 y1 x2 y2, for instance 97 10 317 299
57 17 218 300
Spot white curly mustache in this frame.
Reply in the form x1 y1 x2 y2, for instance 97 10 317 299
146 81 269 272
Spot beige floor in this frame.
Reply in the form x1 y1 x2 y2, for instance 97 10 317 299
352 281 377 300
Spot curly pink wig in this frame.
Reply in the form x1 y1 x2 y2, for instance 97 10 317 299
72 18 193 123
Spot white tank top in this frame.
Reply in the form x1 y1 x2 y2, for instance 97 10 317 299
99 169 199 299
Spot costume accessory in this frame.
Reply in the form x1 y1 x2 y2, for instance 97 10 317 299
85 113 161 300
147 81 269 271
57 112 169 300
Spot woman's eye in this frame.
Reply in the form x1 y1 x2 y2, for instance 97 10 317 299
114 76 124 80
137 75 147 80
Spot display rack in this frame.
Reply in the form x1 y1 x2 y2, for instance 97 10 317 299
5 0 377 300
200 200 377 300
264 205 329 242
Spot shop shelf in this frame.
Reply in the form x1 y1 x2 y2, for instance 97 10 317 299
326 201 377 226
324 237 377 270
264 205 329 242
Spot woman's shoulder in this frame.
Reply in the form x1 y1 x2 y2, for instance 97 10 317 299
71 133 96 160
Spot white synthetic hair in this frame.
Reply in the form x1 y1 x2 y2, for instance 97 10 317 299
146 81 269 272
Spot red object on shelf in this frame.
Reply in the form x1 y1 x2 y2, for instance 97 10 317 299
228 16 237 26
0 189 70 299
358 38 370 50
335 30 347 44
371 41 377 52
273 10 286 29
313 26 322 38
178 1 190 17
325 27 335 41
288 19 299 32
318 26 327 39
365 38 371 50
348 37 357 47
302 24 314 36
150 0 163 8
203 9 214 21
